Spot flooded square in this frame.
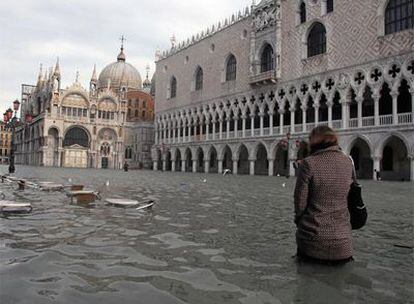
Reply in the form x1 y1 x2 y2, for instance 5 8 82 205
0 166 413 304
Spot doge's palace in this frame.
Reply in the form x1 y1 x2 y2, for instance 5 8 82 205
153 0 414 181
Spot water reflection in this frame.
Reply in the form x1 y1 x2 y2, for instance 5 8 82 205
0 165 412 303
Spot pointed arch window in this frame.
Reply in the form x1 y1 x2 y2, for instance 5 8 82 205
385 0 413 35
327 0 334 13
261 44 275 72
226 54 237 81
300 1 307 23
170 76 177 98
307 22 327 57
195 67 203 91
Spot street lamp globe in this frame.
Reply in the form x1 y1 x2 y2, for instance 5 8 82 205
13 99 20 111
6 108 13 120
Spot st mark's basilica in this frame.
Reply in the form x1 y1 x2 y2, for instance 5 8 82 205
14 43 155 169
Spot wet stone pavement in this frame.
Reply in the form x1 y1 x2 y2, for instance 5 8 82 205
0 165 413 304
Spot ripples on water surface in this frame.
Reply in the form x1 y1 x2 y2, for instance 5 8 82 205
0 165 413 304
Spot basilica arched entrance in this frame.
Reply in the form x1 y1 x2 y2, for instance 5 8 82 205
97 128 117 169
100 143 111 169
349 138 373 179
63 126 90 168
381 136 410 181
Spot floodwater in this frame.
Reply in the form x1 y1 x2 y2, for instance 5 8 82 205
0 165 413 304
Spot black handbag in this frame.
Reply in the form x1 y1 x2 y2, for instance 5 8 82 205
347 157 368 230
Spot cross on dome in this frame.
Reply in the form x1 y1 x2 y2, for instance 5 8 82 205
117 35 126 62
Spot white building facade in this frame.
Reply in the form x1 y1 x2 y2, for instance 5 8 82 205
153 0 414 181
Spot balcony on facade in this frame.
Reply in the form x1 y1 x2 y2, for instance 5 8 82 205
249 70 277 86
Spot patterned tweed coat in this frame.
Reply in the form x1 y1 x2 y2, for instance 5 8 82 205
294 146 354 260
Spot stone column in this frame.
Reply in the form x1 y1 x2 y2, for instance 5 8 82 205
204 160 210 174
242 115 247 138
153 161 158 171
226 119 230 139
357 96 363 128
314 105 319 126
410 156 414 182
169 125 173 144
206 123 210 141
163 127 167 144
290 109 295 133
373 156 381 181
279 111 284 135
234 118 238 138
219 119 223 140
373 93 380 126
328 102 333 128
155 128 159 145
411 90 414 125
341 101 348 130
173 127 177 144
249 159 255 176
162 160 167 172
289 159 296 177
269 112 274 135
302 106 307 133
268 158 274 176
171 160 176 172
250 114 255 137
181 160 186 172
212 121 216 140
199 123 203 141
193 125 197 141
218 159 223 174
232 160 238 175
187 124 191 142
260 113 264 136
192 159 197 173
391 91 398 125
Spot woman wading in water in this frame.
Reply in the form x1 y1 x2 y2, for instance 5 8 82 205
294 126 354 265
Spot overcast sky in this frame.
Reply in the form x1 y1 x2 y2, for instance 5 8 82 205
0 0 252 113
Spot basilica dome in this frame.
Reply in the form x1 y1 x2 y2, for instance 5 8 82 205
98 47 142 91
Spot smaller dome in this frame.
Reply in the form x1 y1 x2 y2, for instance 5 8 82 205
143 77 151 87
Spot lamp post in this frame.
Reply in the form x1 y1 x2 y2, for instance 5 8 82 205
279 132 292 178
3 99 20 174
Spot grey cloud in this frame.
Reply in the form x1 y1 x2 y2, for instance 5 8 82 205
0 0 251 111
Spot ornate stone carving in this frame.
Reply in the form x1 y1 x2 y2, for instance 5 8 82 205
254 5 277 32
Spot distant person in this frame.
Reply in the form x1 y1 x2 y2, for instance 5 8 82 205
294 126 354 265
123 162 129 172
374 169 381 181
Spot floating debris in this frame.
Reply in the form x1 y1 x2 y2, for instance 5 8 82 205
0 201 32 214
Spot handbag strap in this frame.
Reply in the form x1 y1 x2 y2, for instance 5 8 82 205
343 151 357 182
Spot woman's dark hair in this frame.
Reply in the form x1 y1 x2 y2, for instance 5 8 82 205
309 126 338 154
